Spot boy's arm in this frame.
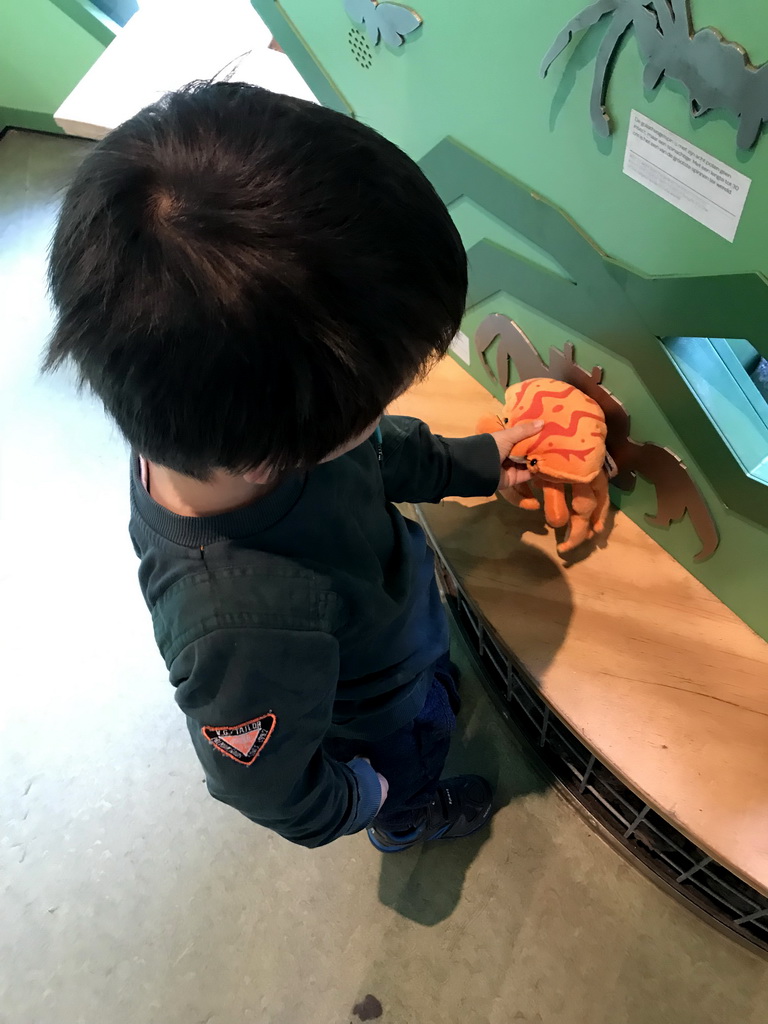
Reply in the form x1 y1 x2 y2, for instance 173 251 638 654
377 415 501 503
169 627 383 848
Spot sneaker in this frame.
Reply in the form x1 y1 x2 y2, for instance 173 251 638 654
367 775 493 853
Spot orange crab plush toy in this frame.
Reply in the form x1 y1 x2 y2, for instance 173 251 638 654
478 379 610 555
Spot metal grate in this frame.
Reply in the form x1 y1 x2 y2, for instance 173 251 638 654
348 27 374 69
426 522 768 954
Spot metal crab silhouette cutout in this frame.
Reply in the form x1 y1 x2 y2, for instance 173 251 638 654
344 0 422 48
475 313 719 561
541 0 768 150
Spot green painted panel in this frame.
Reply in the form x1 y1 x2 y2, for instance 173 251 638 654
253 0 768 638
252 2 353 115
0 0 108 132
686 0 768 67
449 197 573 282
48 0 117 48
0 107 63 135
262 0 768 278
421 138 768 527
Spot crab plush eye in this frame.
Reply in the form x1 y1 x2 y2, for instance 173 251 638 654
503 418 509 424
529 458 538 466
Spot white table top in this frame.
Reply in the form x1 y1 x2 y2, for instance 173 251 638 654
55 0 317 140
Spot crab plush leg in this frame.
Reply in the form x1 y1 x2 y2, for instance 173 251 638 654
590 470 610 535
499 482 540 511
542 481 569 529
558 480 597 553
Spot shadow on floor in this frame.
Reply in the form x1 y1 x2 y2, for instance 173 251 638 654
376 634 551 926
375 498 575 925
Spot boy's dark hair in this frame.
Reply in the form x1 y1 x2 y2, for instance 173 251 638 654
45 81 467 478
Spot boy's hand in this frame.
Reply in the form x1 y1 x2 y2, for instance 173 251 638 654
490 421 544 490
376 772 389 812
361 757 389 811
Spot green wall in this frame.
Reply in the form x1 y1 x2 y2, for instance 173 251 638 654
264 0 768 280
253 0 768 640
0 0 111 133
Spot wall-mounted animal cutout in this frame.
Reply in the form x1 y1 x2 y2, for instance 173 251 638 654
541 0 768 150
344 0 422 47
475 313 719 560
478 379 611 555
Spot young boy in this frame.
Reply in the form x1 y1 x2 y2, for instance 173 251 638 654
46 82 540 851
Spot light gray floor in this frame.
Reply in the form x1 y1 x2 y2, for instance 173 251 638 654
2 129 767 1024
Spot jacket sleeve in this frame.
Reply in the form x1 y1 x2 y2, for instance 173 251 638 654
378 415 501 503
169 627 382 848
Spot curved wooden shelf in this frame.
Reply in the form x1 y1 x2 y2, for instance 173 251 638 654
392 357 768 898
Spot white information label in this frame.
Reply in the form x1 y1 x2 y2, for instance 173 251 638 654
623 110 751 242
449 330 471 364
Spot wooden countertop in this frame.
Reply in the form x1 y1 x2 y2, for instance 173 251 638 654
391 356 768 895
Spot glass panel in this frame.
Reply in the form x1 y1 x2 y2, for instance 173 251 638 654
89 0 139 27
663 337 768 485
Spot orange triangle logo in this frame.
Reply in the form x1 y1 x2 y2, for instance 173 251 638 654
222 732 259 756
202 714 277 766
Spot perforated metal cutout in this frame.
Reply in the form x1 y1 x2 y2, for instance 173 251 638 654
349 27 373 68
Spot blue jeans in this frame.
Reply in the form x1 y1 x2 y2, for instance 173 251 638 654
329 654 460 831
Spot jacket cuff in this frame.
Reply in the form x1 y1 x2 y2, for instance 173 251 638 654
444 433 501 498
344 758 383 834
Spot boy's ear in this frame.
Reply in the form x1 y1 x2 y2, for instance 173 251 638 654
242 466 273 485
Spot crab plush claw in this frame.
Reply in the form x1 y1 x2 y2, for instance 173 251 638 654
479 379 610 555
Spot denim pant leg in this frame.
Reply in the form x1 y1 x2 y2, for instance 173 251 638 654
368 665 459 832
325 658 461 833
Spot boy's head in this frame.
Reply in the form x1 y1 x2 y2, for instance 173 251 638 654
45 81 467 480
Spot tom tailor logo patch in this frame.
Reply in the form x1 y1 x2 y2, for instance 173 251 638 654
202 714 277 765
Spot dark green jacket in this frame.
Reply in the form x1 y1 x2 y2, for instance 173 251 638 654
129 416 500 847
